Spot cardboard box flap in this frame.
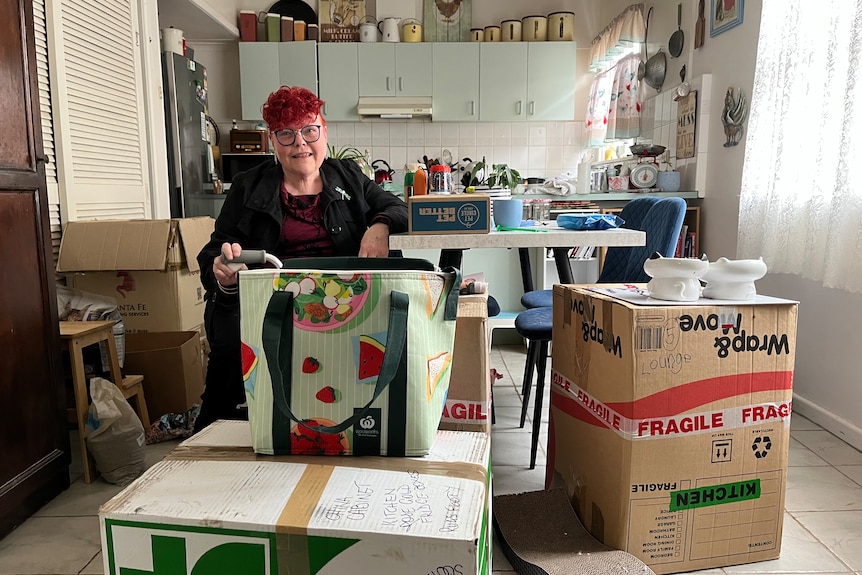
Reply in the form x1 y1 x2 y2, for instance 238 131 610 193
57 220 172 272
176 217 214 273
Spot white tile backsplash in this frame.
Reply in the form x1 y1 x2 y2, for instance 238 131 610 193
388 122 407 147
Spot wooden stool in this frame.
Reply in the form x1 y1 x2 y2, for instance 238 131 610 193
59 321 149 483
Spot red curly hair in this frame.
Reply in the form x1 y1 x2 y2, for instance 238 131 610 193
261 86 326 132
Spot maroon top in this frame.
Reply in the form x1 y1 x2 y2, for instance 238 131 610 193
275 183 336 259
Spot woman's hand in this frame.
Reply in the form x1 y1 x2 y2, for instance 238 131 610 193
358 222 390 257
213 242 245 287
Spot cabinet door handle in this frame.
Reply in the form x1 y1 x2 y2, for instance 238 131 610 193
386 76 391 91
529 101 535 116
323 103 328 115
398 77 403 92
470 100 475 116
517 100 523 115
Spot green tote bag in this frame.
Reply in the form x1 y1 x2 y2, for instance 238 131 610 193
239 257 459 456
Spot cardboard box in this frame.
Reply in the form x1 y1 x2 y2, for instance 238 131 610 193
440 294 491 433
123 331 204 420
100 421 492 575
56 217 214 334
546 285 798 574
408 195 491 234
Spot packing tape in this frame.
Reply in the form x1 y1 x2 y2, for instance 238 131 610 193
277 464 334 534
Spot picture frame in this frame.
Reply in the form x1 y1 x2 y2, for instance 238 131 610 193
710 0 743 37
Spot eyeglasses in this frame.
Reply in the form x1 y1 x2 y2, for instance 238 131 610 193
273 124 322 146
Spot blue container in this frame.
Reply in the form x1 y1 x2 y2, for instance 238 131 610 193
657 171 681 192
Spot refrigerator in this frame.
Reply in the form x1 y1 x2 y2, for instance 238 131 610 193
163 52 214 218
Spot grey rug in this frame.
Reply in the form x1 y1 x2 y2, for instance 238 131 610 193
493 489 657 575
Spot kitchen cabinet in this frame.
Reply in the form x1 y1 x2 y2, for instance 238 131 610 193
432 43 480 122
479 43 528 121
478 42 577 122
358 43 432 97
239 42 317 120
318 43 360 121
279 41 318 93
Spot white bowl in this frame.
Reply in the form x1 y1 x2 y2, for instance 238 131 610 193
643 255 708 302
702 257 767 300
643 256 709 279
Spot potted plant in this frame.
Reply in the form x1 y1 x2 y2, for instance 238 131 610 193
467 160 521 191
327 144 374 179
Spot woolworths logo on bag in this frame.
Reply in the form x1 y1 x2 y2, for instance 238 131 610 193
104 521 274 575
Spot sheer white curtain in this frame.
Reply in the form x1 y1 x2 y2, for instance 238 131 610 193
738 0 862 292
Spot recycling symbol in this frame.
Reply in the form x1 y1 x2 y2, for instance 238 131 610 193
752 436 772 459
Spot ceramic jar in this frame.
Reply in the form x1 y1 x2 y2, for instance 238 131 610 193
501 20 522 41
522 15 548 41
548 11 575 41
701 257 768 300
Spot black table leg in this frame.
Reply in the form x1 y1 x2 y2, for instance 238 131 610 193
439 248 464 270
552 247 574 284
518 248 534 293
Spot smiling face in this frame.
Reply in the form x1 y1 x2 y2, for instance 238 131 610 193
271 114 328 181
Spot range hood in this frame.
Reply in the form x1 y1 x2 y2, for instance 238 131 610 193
357 97 432 119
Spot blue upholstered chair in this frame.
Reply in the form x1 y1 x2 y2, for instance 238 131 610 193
520 196 663 309
514 197 687 468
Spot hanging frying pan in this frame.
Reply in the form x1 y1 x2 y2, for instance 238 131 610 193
637 7 652 81
669 3 684 58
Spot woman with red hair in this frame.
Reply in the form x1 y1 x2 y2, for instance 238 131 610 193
194 86 408 432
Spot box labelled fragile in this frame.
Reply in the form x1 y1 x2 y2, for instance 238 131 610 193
546 285 798 574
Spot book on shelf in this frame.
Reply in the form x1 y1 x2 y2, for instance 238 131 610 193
675 224 689 258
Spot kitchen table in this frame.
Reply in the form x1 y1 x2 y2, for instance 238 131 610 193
390 225 645 288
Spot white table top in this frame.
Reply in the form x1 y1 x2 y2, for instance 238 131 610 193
390 225 645 250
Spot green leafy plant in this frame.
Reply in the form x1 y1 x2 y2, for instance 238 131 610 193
327 145 373 179
468 162 521 190
327 144 364 160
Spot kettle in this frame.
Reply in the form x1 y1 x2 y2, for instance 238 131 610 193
372 159 394 184
378 17 400 42
359 15 378 43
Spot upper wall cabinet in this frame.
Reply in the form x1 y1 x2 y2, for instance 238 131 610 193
479 42 576 122
318 43 360 122
432 43 480 122
357 44 432 97
239 41 317 120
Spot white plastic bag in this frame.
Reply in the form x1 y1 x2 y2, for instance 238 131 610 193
84 377 145 485
56 285 126 368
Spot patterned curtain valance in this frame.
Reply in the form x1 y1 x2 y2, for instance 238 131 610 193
589 3 646 73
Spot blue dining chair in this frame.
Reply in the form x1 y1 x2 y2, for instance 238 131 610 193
515 197 686 468
519 196 663 309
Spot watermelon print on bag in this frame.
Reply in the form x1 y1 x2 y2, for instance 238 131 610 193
239 257 459 457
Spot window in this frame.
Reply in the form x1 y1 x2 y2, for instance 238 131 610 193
738 0 862 292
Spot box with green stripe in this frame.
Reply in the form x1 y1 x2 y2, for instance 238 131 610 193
100 423 491 575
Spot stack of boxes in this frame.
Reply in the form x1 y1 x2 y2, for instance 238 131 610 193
56 218 214 421
97 274 495 573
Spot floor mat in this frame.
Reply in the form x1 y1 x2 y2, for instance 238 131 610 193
493 489 657 575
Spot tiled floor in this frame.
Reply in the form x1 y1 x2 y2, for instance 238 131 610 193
2 344 862 575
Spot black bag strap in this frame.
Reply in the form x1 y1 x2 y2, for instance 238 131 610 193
262 289 409 436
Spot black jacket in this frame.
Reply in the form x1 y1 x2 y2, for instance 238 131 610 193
197 158 408 296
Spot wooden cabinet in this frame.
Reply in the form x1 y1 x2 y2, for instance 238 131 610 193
358 43 432 97
239 41 317 120
432 42 480 122
318 43 359 121
0 0 70 539
479 42 577 122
